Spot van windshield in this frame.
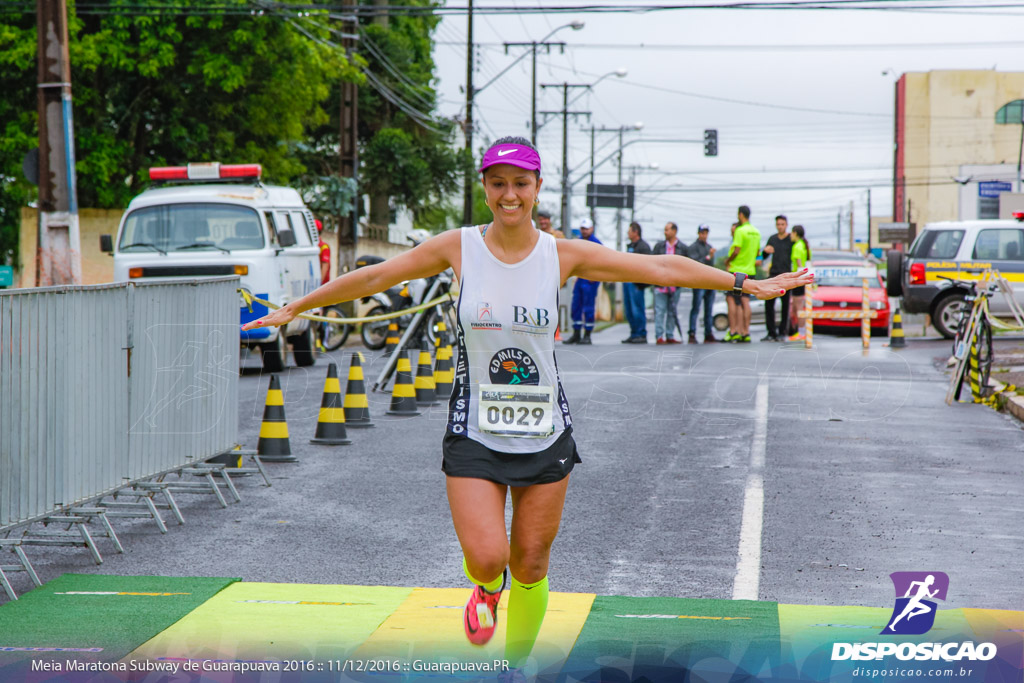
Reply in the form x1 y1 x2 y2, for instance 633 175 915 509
119 203 264 252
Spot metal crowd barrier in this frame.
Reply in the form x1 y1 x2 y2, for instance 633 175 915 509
0 278 240 533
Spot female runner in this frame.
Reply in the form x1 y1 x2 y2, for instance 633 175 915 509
242 136 813 680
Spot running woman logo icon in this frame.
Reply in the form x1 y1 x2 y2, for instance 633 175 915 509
881 571 949 635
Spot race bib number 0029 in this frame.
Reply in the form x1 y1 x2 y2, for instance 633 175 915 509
478 384 554 438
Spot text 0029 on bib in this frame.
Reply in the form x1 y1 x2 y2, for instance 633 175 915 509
478 384 554 438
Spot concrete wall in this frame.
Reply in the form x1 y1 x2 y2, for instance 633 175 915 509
18 207 121 287
900 70 1024 227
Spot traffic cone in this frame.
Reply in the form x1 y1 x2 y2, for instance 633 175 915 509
890 306 907 348
383 322 401 357
414 349 439 406
434 337 455 400
386 352 422 416
554 326 562 342
258 375 296 462
343 352 374 428
310 363 352 445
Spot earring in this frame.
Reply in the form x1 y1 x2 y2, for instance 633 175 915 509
534 197 540 204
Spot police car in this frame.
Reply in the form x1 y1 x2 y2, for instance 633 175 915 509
887 217 1024 338
102 163 321 371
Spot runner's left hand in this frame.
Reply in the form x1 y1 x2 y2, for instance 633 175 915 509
747 268 814 300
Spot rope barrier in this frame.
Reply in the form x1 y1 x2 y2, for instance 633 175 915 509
238 288 458 324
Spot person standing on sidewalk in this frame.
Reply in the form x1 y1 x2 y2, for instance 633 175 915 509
686 224 718 343
622 222 652 343
788 224 812 341
564 217 602 345
536 210 564 239
759 215 793 341
724 206 761 343
652 221 688 344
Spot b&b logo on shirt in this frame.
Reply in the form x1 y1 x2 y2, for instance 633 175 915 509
511 306 550 337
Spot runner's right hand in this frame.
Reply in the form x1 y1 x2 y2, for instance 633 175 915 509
242 305 296 331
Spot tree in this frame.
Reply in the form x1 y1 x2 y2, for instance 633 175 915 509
0 0 361 263
339 1 460 229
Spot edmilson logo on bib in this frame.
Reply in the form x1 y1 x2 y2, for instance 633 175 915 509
489 348 539 385
471 301 502 331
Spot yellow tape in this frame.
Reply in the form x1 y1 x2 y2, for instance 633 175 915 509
238 289 458 324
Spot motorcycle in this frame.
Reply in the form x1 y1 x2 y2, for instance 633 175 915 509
357 231 456 351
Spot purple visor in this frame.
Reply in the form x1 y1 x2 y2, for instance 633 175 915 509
479 144 542 174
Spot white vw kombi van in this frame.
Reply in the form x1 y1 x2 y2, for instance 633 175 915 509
103 163 320 372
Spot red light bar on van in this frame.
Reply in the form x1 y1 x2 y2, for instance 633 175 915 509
1013 212 1024 222
148 163 262 181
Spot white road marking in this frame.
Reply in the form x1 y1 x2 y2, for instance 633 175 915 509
732 382 768 601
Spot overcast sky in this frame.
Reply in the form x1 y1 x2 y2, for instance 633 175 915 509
429 0 1024 250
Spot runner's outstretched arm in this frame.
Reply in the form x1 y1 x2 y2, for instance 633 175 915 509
241 230 460 331
557 238 813 300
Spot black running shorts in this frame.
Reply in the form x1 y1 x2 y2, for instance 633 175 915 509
442 428 581 487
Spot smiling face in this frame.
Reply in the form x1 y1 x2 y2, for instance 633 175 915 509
482 164 542 227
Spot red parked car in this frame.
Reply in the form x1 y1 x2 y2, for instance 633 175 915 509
807 259 891 336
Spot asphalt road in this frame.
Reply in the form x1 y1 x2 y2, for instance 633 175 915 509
5 316 1023 613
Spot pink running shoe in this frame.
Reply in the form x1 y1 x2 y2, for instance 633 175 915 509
463 569 507 645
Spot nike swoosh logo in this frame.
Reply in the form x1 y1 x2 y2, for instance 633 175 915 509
497 148 517 156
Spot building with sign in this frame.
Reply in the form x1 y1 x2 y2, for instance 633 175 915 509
894 70 1024 227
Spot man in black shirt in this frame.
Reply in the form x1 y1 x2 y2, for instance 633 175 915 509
686 224 718 343
760 215 793 340
622 222 652 343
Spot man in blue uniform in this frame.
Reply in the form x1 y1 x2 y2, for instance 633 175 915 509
564 217 602 345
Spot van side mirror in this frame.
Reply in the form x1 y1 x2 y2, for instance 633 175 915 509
100 234 113 253
277 229 296 248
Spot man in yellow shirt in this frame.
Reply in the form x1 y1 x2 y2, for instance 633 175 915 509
723 206 762 342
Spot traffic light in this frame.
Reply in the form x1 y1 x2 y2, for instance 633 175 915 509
703 129 718 157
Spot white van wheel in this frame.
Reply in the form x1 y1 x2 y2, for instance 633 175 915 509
261 331 287 373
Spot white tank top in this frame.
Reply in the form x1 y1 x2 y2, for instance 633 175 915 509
447 226 572 453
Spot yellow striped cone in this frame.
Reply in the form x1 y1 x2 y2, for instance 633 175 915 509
384 322 401 357
310 363 352 445
207 445 242 468
386 353 422 416
414 349 439 406
890 305 907 348
969 338 982 402
433 338 454 400
258 374 296 462
343 352 374 428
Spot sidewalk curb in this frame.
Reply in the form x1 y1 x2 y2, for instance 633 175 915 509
991 379 1024 423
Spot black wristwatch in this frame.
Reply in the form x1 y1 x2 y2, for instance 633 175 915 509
732 272 747 295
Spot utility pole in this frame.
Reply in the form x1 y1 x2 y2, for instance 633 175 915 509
588 126 596 224
35 0 81 286
616 127 625 252
848 200 855 252
338 0 359 274
502 40 566 146
866 188 872 253
540 82 590 235
462 0 474 226
837 209 842 249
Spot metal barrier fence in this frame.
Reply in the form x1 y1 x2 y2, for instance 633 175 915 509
0 278 239 531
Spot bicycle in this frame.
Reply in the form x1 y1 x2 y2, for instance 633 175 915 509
941 275 995 403
317 304 352 352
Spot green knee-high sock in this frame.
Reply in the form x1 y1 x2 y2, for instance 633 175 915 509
463 557 505 593
505 573 549 668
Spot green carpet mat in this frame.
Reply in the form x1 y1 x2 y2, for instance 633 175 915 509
561 595 781 680
0 573 238 675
